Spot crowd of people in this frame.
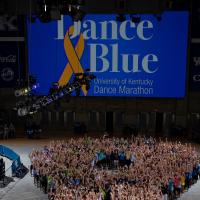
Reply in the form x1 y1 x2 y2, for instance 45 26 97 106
29 135 200 200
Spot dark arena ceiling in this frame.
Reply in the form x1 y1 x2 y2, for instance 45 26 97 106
0 0 190 16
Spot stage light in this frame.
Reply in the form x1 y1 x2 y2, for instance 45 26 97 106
38 0 52 23
32 84 37 89
14 83 39 97
15 88 30 97
69 4 72 12
16 72 96 116
59 92 64 97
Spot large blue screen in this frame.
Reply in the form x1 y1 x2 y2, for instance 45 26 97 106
28 12 189 97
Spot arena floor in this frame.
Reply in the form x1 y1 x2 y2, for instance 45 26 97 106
0 138 200 200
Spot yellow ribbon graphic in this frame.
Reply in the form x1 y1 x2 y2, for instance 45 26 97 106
58 26 88 96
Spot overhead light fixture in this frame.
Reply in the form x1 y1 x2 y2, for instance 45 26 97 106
44 4 47 12
15 75 38 97
14 84 39 97
38 0 52 23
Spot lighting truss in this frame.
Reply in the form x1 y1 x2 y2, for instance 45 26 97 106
16 74 96 116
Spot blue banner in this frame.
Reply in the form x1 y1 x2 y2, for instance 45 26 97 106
28 12 189 97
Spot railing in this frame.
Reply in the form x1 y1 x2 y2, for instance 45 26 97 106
0 145 21 175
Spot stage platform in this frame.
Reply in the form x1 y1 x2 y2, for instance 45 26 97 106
0 139 49 200
0 138 199 200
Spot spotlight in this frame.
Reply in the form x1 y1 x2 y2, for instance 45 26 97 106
38 0 52 23
29 107 37 115
32 84 38 90
59 91 64 97
68 87 72 91
15 88 30 97
14 83 39 97
116 14 126 22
